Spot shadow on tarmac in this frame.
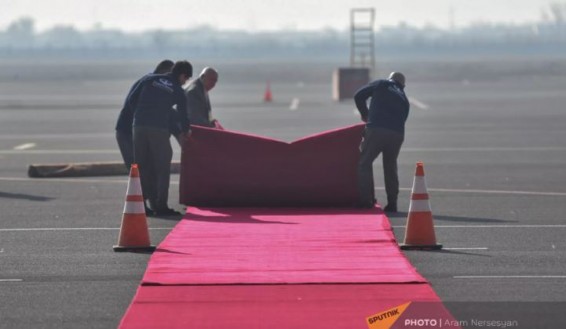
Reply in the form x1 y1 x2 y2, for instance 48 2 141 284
0 191 54 201
386 211 516 224
419 249 492 257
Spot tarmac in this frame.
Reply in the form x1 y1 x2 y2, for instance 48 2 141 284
1 58 565 328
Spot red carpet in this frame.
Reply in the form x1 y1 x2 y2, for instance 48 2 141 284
143 207 425 285
119 285 459 329
120 125 460 328
180 124 365 207
118 207 460 328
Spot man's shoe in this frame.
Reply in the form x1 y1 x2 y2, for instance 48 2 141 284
154 208 181 216
383 204 398 213
144 206 155 216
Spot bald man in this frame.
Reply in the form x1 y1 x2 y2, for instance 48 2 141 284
184 67 219 128
354 72 410 212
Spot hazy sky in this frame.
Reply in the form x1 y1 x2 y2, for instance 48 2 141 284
0 0 556 32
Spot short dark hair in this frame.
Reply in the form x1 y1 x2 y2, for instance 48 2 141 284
171 60 193 80
153 59 174 74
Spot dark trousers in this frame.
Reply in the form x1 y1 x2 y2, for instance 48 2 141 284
133 126 173 210
358 127 404 205
116 130 134 171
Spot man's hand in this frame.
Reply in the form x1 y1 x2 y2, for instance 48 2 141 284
178 130 191 147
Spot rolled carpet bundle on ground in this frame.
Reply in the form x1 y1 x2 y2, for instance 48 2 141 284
28 161 180 178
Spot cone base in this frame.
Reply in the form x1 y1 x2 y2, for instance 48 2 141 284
400 244 443 251
113 245 156 253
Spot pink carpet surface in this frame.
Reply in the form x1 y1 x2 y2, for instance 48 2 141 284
118 207 461 328
180 124 365 207
120 125 460 328
119 285 459 329
143 207 426 285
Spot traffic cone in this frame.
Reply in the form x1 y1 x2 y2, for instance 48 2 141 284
264 81 273 102
113 164 156 252
400 162 442 250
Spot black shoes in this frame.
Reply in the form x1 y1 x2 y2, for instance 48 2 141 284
144 206 154 216
383 203 398 213
154 207 181 216
145 199 181 216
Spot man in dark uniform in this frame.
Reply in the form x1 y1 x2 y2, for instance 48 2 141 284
115 60 174 170
355 72 410 212
127 60 192 216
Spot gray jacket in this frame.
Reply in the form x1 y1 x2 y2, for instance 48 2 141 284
185 78 214 127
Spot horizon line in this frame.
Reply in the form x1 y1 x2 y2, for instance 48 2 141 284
0 16 552 35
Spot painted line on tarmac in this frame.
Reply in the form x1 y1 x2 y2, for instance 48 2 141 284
0 279 23 282
454 275 566 279
0 176 562 197
392 225 566 228
13 143 36 150
403 146 566 152
0 177 179 186
0 133 112 140
0 177 129 184
289 97 300 111
444 247 489 250
0 149 119 155
0 227 173 232
392 187 566 197
3 146 566 155
422 187 566 197
408 97 430 110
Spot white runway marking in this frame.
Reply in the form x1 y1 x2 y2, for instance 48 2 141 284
454 275 566 279
408 97 430 110
403 146 566 152
0 177 128 184
289 98 300 111
0 133 112 140
443 247 489 250
426 187 566 197
395 187 566 197
0 279 23 282
0 149 119 155
392 225 566 229
13 143 36 150
0 227 173 232
3 146 565 155
0 176 180 186
0 176 561 196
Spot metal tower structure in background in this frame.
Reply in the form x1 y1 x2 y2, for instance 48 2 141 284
350 8 376 77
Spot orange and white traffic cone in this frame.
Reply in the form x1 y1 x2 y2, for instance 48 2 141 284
263 81 273 102
400 162 442 250
113 164 156 252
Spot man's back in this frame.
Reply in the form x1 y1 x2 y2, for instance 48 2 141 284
354 79 410 134
130 73 187 130
185 78 213 127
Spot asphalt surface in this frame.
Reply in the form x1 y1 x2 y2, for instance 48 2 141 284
1 59 565 328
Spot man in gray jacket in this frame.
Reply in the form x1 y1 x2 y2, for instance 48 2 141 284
185 67 219 128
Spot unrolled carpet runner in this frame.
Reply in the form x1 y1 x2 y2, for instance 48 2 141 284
118 207 460 329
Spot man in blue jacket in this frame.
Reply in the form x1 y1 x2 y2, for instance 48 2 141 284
115 60 174 171
354 72 410 212
127 60 192 216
